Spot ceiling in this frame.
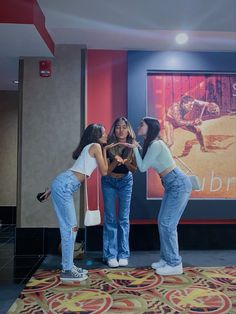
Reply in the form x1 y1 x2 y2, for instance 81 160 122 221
1 0 236 90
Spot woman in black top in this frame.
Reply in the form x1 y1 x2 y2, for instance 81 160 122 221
102 117 136 267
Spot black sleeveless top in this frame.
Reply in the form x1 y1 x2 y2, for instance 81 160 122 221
108 149 129 174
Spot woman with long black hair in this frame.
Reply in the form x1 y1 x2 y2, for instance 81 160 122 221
42 124 117 281
122 117 192 276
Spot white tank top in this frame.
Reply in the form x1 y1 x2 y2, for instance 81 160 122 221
70 143 98 176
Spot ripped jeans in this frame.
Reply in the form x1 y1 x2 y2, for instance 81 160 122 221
51 170 81 271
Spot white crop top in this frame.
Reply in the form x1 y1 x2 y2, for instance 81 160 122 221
133 140 176 173
70 143 98 176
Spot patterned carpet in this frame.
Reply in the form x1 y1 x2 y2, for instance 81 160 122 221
8 266 236 313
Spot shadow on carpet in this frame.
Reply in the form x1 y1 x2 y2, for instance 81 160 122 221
8 266 236 313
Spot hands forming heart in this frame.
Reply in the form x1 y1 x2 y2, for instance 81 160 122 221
114 155 126 164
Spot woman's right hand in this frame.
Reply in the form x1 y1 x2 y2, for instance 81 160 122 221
42 188 51 200
114 155 124 164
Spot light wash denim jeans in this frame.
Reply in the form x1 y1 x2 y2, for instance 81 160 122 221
158 167 192 267
102 172 133 261
51 170 81 271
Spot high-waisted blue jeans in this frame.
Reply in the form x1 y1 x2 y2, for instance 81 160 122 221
102 172 133 261
158 167 192 266
51 170 81 271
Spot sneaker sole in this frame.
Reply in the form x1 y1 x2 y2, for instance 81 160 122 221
60 275 88 282
108 264 119 268
156 270 183 276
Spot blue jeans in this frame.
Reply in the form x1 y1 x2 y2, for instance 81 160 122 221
102 172 133 261
51 170 81 271
158 167 192 266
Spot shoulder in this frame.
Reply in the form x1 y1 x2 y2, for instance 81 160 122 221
150 140 162 147
90 142 100 148
90 143 102 153
86 143 102 159
149 140 165 152
157 139 169 148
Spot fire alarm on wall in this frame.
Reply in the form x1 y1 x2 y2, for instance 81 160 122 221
39 60 51 77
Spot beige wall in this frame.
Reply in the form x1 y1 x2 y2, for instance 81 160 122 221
18 45 85 227
0 91 18 206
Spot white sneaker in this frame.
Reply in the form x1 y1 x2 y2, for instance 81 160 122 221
155 263 183 276
119 258 128 267
151 259 166 269
107 258 119 268
72 265 88 275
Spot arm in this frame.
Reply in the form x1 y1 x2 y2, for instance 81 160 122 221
107 158 120 175
123 155 137 173
194 100 220 119
193 99 209 107
43 189 51 199
169 104 197 127
92 143 109 176
92 143 119 176
133 141 162 173
107 154 136 174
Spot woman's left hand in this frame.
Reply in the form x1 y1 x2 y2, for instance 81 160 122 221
123 158 130 164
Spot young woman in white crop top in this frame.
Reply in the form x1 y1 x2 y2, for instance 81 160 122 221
42 124 117 282
122 117 192 276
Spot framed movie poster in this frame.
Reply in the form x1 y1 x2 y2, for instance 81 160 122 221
147 73 236 200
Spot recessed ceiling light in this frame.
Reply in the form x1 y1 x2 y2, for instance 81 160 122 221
175 33 188 45
12 80 19 84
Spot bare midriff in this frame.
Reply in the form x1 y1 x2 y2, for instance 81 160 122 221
159 166 176 178
109 172 126 178
71 171 87 183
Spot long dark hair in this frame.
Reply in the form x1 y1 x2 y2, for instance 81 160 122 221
72 124 104 160
142 117 161 157
107 117 135 158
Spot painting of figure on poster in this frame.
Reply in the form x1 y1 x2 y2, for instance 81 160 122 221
147 73 236 199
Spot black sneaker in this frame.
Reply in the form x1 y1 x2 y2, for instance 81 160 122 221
60 268 88 282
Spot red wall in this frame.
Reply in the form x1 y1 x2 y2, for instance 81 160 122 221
87 50 127 128
86 50 127 216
